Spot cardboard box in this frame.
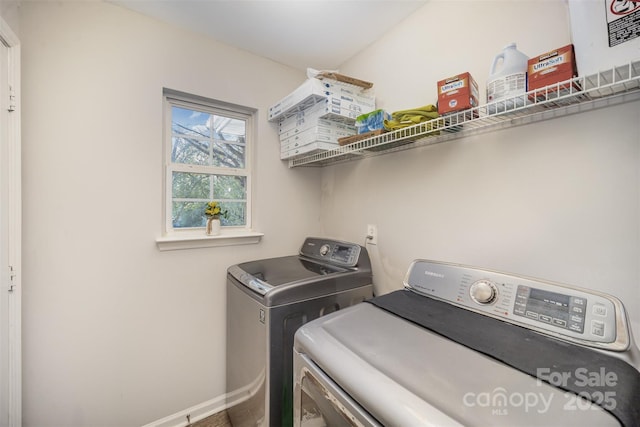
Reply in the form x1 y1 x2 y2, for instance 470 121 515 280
276 100 361 131
278 101 332 134
316 72 374 89
278 98 371 135
269 78 326 121
322 88 375 105
280 141 340 160
528 44 578 99
268 78 375 121
568 0 640 78
338 129 386 146
280 117 355 140
280 127 355 151
326 94 375 111
320 80 375 100
437 72 479 115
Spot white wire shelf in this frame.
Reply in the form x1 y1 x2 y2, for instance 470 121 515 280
288 59 640 168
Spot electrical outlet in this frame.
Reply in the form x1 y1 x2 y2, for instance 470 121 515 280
367 224 378 245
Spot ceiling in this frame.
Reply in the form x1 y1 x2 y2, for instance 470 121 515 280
109 0 427 70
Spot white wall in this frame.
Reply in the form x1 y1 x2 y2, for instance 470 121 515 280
20 2 318 426
327 0 640 341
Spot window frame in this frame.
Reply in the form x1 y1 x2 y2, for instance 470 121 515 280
157 89 262 250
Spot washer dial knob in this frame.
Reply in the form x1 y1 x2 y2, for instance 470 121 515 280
470 280 498 304
319 244 331 256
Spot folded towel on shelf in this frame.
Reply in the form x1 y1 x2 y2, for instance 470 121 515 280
383 104 440 131
356 109 390 134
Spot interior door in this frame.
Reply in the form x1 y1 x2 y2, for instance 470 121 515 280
0 38 11 427
0 15 20 427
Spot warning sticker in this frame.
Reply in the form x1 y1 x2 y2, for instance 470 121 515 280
606 0 640 46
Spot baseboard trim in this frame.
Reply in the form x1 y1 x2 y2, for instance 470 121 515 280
142 370 266 427
141 395 227 427
225 368 265 410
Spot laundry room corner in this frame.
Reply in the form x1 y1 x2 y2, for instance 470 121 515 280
321 0 640 343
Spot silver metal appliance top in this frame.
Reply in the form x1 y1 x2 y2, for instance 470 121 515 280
228 237 371 304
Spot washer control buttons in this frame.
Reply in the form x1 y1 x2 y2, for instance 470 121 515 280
593 304 607 316
591 320 605 336
469 280 498 305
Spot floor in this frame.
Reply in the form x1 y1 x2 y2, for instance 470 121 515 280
191 410 232 427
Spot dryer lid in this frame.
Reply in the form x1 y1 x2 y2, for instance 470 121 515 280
294 302 621 427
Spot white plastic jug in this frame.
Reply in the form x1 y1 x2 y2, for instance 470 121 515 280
486 43 529 107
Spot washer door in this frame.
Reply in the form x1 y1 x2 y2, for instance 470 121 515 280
294 351 381 427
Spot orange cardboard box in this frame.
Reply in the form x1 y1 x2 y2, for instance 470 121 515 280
528 44 578 100
437 72 479 115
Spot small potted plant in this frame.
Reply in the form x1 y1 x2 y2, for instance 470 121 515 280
204 201 227 236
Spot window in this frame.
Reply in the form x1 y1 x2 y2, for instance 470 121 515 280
163 89 253 236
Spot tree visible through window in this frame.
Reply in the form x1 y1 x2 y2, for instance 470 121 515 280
164 90 252 232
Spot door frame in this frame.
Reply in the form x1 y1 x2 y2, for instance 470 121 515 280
0 14 20 427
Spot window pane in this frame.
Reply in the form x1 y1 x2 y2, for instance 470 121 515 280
221 201 246 226
213 142 246 168
212 116 246 143
172 172 247 228
172 137 210 165
172 201 207 228
172 107 246 168
172 106 211 137
172 172 209 199
214 175 246 199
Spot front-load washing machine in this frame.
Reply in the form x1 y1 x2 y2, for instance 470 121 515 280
226 237 373 427
294 259 640 426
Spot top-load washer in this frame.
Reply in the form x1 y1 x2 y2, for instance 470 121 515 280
293 259 640 426
226 237 373 427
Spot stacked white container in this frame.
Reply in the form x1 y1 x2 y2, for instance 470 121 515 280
269 78 375 159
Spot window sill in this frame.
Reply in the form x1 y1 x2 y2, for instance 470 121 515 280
155 230 264 251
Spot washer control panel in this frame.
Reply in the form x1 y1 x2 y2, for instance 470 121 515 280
300 237 362 268
513 285 587 334
404 260 630 351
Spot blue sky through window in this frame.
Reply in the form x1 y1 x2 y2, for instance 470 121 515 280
172 106 211 137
